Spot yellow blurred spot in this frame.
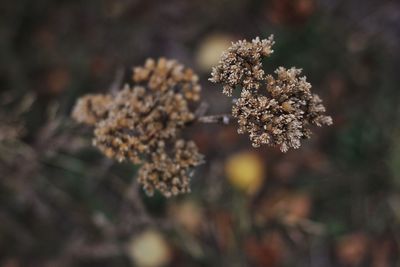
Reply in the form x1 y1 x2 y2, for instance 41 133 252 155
127 230 171 267
196 34 234 71
225 151 265 195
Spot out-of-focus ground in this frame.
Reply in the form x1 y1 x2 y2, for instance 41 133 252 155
1 0 400 266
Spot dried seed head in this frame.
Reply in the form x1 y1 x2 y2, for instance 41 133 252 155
233 67 332 152
93 85 196 163
72 58 204 197
133 58 201 101
138 140 203 198
210 37 332 152
210 36 275 96
71 94 113 125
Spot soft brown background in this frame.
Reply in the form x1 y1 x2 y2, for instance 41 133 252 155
1 0 400 266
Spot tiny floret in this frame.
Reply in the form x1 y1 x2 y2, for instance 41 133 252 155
71 94 113 125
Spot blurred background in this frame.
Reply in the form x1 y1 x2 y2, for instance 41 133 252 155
1 0 400 266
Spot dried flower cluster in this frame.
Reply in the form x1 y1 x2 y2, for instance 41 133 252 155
210 36 332 152
93 84 196 164
210 36 275 96
138 140 203 197
72 58 203 197
133 58 201 101
71 94 113 125
72 37 333 197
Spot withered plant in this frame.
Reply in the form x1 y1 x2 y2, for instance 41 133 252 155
72 36 332 197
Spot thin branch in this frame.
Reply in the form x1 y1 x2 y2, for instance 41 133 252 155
197 114 233 125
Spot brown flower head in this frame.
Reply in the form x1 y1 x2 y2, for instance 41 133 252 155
71 94 113 125
138 140 203 197
133 58 201 101
93 84 196 163
234 67 332 152
72 58 203 196
210 36 275 96
210 37 332 152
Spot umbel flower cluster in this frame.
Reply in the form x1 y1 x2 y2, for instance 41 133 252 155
210 36 332 152
72 36 333 197
72 58 203 197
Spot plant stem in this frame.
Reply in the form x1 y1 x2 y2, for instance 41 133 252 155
197 114 232 125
